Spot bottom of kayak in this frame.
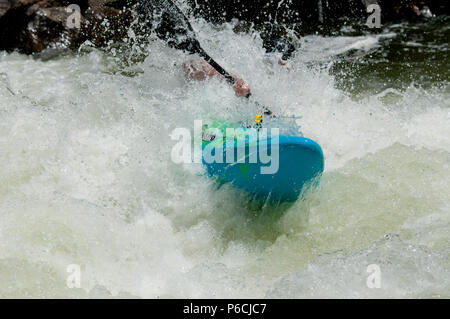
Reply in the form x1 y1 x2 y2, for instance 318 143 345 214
202 123 324 203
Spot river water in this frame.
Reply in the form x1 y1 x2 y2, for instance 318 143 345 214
0 14 449 298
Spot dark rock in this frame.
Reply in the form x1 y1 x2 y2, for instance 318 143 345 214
0 0 448 54
0 0 137 54
0 0 11 18
189 0 448 25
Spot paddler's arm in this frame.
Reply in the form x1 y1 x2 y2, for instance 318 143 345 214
182 60 251 97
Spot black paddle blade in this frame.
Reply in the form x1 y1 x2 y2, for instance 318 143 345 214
137 0 201 54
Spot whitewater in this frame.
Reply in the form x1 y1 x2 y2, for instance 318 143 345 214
0 18 449 298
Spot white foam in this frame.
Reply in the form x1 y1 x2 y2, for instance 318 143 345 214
0 19 448 298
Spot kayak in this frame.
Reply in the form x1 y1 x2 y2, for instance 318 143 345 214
201 121 324 203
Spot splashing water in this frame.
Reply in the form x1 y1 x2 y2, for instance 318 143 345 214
0 16 449 298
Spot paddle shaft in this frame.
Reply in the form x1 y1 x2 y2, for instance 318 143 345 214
196 47 273 116
196 48 235 85
160 0 272 115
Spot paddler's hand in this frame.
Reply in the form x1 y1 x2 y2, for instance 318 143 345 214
231 75 251 97
183 60 251 97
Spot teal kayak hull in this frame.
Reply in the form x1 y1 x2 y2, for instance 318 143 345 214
202 133 324 203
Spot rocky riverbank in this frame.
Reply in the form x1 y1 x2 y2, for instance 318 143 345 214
0 0 448 54
0 0 135 54
189 0 449 24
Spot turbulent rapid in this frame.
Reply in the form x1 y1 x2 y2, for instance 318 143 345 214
0 16 449 298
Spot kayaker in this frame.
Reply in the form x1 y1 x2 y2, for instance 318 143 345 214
137 0 294 98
